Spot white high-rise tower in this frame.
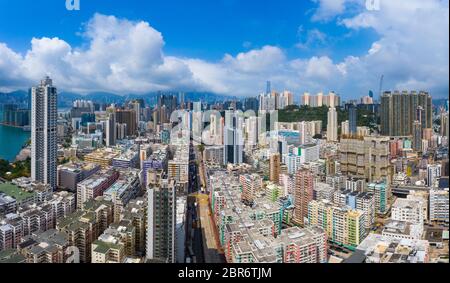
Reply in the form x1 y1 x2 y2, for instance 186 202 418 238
223 111 244 164
327 107 338 142
31 76 58 189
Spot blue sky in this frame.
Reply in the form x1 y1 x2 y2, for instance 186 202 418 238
0 0 448 99
0 0 377 60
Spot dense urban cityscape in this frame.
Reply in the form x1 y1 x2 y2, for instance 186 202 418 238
0 0 448 270
0 76 448 264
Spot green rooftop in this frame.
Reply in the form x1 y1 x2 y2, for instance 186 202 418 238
0 249 26 263
0 183 36 202
93 240 122 254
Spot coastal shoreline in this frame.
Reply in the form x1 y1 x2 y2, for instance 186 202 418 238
0 122 30 131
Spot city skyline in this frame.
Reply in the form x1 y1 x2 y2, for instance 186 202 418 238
0 0 448 99
0 0 449 270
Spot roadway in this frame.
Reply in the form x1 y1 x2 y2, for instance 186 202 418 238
185 142 225 263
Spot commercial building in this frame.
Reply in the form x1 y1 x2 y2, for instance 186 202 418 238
223 111 244 165
116 109 137 137
57 162 101 191
106 112 116 147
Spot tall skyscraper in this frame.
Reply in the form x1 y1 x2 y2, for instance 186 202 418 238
146 178 177 263
116 109 137 137
380 91 432 136
293 169 314 226
269 153 281 184
192 102 202 144
243 97 259 113
348 104 357 135
210 112 223 146
157 94 178 123
327 107 338 142
412 120 422 152
441 109 449 139
179 92 185 109
31 76 58 189
130 101 141 124
223 111 243 164
106 112 116 147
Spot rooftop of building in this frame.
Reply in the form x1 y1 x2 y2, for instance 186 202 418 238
356 234 429 263
21 229 69 255
113 148 139 161
392 198 421 210
0 193 16 205
0 249 26 263
425 228 444 243
383 220 412 235
92 239 123 254
58 162 100 173
78 168 118 190
0 183 36 202
85 148 121 160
